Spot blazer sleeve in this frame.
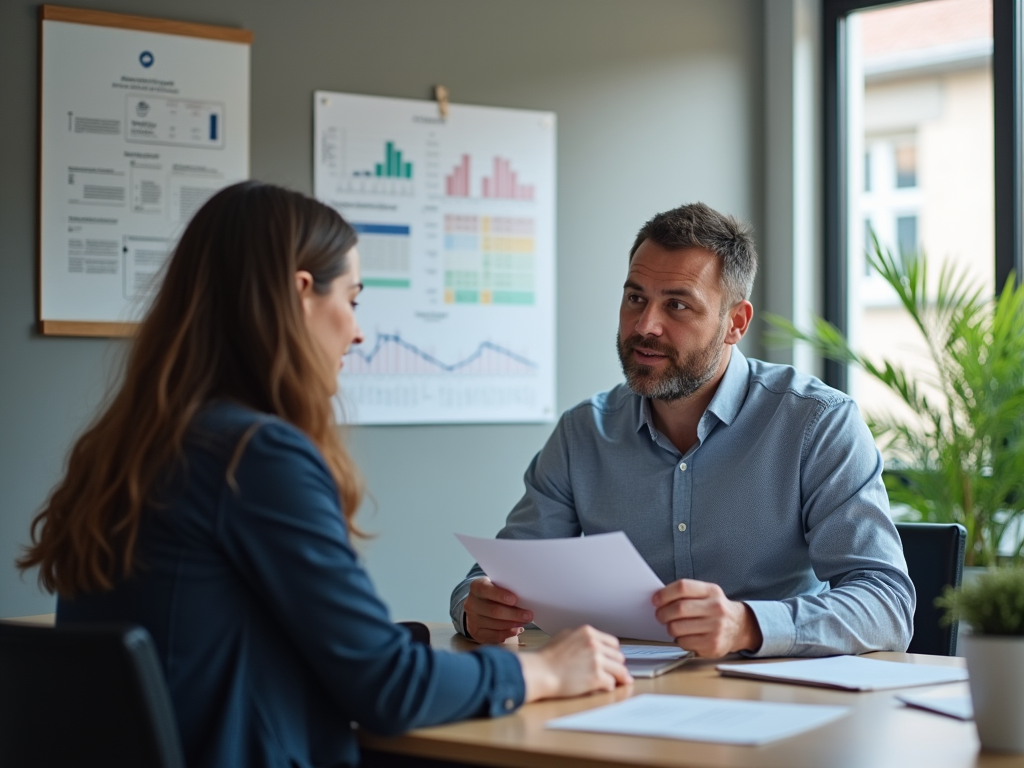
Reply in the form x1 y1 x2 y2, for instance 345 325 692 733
214 420 525 735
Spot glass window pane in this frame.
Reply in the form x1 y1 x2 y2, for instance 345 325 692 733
845 0 993 431
896 214 918 255
895 144 917 188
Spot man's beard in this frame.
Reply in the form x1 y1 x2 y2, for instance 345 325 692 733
616 327 726 401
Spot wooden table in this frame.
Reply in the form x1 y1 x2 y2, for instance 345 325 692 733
361 624 1024 768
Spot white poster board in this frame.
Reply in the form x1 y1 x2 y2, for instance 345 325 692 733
39 6 251 336
314 91 556 425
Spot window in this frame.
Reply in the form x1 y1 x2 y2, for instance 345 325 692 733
824 0 1019 409
897 215 918 254
861 134 923 296
895 143 917 188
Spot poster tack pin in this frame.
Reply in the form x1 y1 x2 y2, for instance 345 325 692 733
434 85 449 120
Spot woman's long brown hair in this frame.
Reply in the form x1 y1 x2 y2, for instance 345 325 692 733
18 181 364 597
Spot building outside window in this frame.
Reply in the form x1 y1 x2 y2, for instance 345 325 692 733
844 0 994 427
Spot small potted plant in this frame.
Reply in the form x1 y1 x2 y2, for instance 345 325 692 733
938 568 1024 752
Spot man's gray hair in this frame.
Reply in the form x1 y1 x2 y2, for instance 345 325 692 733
629 202 758 305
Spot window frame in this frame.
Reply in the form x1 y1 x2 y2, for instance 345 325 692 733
822 0 1023 392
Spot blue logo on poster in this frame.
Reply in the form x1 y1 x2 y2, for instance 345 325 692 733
139 51 154 68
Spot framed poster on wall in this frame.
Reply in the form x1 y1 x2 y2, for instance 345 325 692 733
38 5 251 337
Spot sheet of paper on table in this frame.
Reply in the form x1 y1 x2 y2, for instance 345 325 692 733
620 644 693 678
455 532 671 642
546 694 849 746
717 655 969 691
898 689 974 720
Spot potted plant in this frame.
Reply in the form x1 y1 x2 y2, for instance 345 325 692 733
767 239 1024 566
937 568 1024 751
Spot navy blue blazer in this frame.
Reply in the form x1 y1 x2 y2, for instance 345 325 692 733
58 402 524 768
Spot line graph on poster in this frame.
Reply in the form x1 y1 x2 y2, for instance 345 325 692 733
344 332 539 377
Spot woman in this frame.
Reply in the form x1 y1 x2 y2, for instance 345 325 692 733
18 182 630 768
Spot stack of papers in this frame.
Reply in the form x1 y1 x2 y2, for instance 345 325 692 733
546 694 849 745
716 655 969 691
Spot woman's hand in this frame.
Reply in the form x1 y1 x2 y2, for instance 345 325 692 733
517 625 632 702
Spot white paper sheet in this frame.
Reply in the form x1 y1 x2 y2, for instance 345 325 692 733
455 532 671 642
898 689 974 720
546 694 849 745
717 655 969 691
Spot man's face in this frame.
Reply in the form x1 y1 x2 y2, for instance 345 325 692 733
617 241 731 401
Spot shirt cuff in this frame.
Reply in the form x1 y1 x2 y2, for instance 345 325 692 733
742 600 796 657
450 596 472 638
474 645 526 716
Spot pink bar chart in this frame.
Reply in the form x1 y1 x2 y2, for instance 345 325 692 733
482 156 534 201
445 154 471 197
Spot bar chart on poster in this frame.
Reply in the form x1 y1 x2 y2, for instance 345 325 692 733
314 92 556 425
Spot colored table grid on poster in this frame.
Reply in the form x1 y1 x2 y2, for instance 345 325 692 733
314 91 556 425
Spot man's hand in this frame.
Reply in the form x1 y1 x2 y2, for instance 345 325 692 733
464 577 534 644
652 579 763 658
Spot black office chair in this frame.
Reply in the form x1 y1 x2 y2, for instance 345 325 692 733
398 620 431 645
0 621 186 768
895 522 967 656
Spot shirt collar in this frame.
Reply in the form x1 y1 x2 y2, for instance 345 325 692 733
636 394 657 439
633 347 750 439
704 347 749 428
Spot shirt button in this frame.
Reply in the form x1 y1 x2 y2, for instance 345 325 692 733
504 698 515 711
677 523 687 532
679 462 687 471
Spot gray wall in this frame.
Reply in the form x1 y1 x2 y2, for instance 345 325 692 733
0 0 764 620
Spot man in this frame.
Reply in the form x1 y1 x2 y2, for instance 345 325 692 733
450 202 915 658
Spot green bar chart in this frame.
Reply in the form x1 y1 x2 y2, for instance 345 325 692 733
336 135 415 196
374 141 413 179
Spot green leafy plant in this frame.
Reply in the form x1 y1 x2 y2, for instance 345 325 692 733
767 238 1024 566
937 568 1024 635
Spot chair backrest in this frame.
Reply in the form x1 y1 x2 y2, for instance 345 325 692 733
0 621 186 768
895 522 967 656
397 620 431 645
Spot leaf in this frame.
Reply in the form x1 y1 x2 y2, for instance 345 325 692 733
765 237 1024 566
937 568 1024 635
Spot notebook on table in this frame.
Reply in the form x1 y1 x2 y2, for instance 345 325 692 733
621 644 692 678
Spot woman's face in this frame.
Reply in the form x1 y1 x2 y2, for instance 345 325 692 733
297 247 364 378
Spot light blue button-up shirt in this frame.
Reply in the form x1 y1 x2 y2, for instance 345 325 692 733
450 349 915 657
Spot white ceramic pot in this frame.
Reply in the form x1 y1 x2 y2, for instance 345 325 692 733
961 633 1024 752
955 568 989 655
